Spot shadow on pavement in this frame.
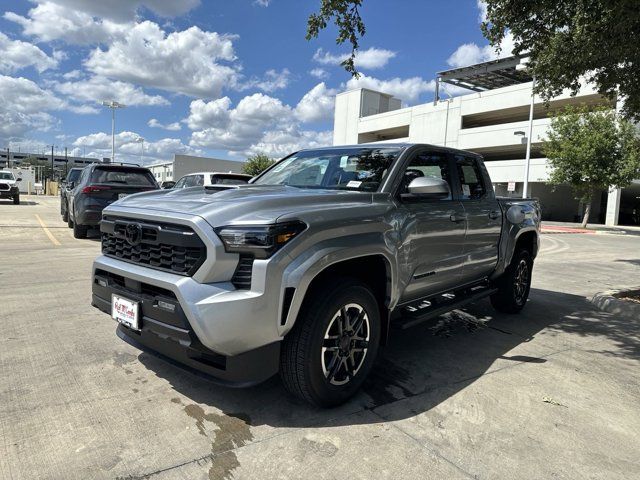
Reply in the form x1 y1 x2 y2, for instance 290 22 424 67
136 287 639 429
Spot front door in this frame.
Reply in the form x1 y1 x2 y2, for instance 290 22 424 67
454 155 502 283
397 150 467 303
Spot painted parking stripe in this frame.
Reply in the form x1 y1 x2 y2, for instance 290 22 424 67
35 214 61 246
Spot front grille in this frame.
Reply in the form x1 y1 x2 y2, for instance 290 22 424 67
0 183 9 191
231 255 254 289
101 216 206 276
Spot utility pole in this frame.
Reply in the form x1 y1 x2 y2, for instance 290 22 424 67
64 147 68 177
6 147 9 169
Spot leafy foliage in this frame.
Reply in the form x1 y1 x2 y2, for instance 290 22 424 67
307 0 365 77
242 154 275 177
482 0 640 119
543 106 640 226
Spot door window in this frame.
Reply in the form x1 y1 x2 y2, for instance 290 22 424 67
455 156 486 200
174 176 187 188
400 152 453 200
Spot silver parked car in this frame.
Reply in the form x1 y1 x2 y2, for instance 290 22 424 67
91 144 540 406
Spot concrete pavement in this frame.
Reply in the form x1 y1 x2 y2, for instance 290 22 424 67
1 196 640 479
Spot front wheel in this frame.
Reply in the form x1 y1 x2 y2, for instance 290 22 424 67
280 278 381 407
491 249 533 314
62 201 69 222
13 194 19 205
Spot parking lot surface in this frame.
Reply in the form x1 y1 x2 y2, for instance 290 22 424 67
1 196 639 480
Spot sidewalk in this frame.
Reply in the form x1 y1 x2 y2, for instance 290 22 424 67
542 221 640 235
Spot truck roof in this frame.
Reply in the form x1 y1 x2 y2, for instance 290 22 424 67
297 143 482 158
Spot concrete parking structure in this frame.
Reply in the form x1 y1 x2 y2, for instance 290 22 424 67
1 196 639 479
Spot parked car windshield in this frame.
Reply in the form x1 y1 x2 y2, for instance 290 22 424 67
0 171 15 180
253 147 404 191
90 167 156 186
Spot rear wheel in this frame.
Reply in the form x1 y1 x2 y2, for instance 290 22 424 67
62 201 69 222
72 209 87 239
491 249 533 314
280 278 381 407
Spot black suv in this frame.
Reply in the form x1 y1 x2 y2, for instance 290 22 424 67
60 167 85 222
67 164 159 238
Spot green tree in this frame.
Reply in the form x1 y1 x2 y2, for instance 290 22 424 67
482 0 640 120
242 154 275 177
543 106 640 228
307 0 365 77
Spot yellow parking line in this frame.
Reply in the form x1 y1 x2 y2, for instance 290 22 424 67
35 214 61 246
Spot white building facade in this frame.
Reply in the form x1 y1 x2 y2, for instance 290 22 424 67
333 58 638 226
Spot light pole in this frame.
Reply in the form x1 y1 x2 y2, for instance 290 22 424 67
516 59 535 199
135 136 145 165
101 100 126 162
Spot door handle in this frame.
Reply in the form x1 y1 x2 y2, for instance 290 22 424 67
450 213 467 223
488 210 500 220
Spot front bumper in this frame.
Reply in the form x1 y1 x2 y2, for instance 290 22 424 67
92 263 281 385
0 188 18 198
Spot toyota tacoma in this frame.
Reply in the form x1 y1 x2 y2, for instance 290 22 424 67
91 144 540 407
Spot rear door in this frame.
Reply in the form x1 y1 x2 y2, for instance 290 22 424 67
397 149 467 302
454 155 502 283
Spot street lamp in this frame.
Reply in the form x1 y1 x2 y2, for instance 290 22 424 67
516 59 535 199
135 136 145 164
101 100 126 162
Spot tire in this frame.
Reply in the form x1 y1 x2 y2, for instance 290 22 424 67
67 209 74 228
72 209 87 239
280 278 381 407
491 249 533 314
62 201 69 222
13 194 19 205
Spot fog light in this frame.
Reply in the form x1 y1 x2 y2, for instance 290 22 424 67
97 278 107 287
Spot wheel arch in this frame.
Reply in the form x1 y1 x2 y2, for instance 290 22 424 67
282 253 394 345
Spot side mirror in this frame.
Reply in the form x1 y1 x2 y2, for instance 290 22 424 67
16 177 22 182
67 181 75 189
402 176 451 200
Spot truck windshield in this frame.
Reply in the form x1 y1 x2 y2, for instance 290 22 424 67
0 172 15 180
253 147 403 191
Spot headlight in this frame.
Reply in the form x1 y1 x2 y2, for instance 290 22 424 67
215 221 307 259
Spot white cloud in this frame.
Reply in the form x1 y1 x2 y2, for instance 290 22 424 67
239 68 291 93
4 2 130 45
0 32 58 73
446 32 515 68
148 118 182 131
310 68 329 80
189 93 291 152
73 131 201 163
85 22 239 98
52 75 169 108
294 83 337 123
246 129 333 158
345 74 435 104
186 87 335 156
313 47 396 70
0 75 66 142
254 0 272 6
447 1 515 68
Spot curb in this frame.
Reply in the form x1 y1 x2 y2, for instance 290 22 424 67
591 289 640 320
541 228 626 236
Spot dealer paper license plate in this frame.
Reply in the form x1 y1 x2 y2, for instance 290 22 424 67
111 294 140 330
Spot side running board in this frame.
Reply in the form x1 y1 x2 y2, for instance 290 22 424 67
394 283 497 330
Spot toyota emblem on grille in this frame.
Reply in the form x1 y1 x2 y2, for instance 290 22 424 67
124 223 143 246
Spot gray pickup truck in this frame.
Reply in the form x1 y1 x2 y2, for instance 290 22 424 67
91 143 540 406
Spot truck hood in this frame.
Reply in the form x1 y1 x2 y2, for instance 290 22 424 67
107 185 374 226
0 179 16 185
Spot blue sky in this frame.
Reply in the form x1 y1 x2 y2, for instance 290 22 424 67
0 0 510 163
